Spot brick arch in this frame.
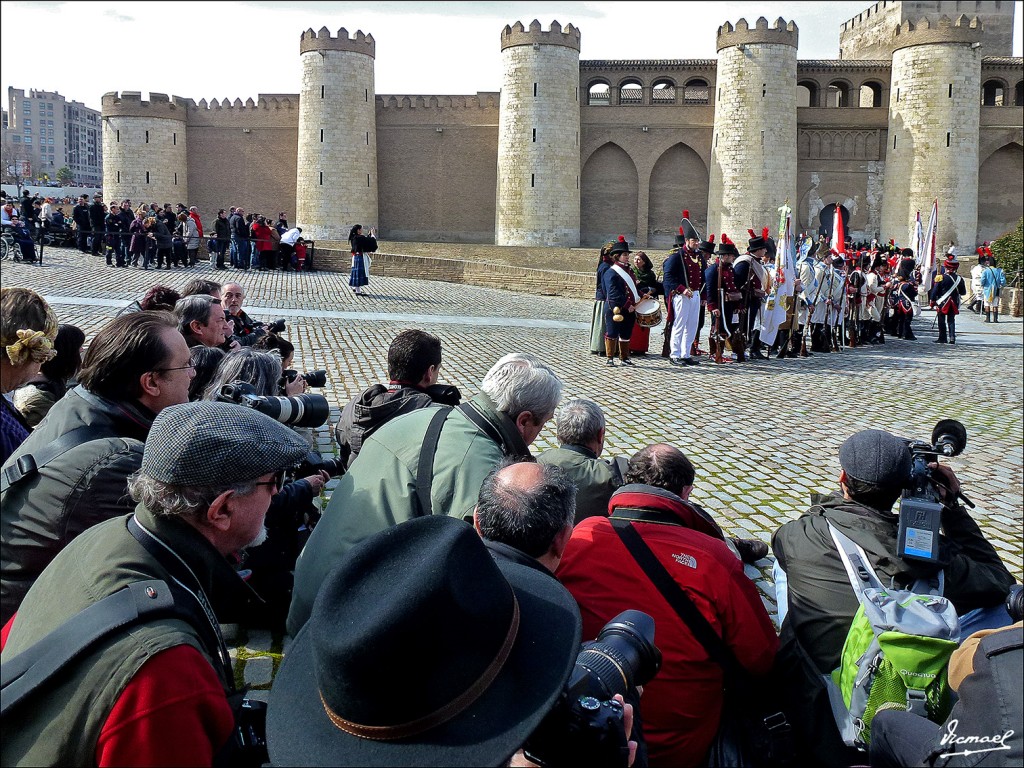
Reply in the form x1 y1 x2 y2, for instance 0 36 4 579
857 79 885 108
1016 80 1023 107
617 77 645 106
581 142 639 247
798 79 820 107
977 142 1023 242
982 78 1009 106
826 78 854 108
586 79 611 106
647 142 710 248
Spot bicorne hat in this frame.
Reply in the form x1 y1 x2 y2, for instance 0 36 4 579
679 209 701 243
698 233 716 254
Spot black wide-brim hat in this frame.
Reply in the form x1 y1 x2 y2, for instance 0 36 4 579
609 235 631 255
716 242 739 256
267 516 582 767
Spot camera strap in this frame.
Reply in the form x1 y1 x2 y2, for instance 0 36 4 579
414 406 454 517
1 425 111 493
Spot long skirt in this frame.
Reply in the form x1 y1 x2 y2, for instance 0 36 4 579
629 324 650 354
590 301 606 353
349 252 368 287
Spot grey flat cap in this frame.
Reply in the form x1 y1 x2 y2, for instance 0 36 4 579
839 429 913 487
141 401 310 486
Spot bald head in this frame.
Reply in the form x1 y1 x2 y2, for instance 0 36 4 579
222 283 246 316
624 443 695 497
474 459 575 565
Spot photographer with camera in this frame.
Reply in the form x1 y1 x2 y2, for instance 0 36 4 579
268 514 643 768
772 427 1016 768
221 282 286 348
335 329 461 468
203 348 336 629
1 401 310 767
556 444 780 768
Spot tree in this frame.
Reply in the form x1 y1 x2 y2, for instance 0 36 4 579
990 218 1022 283
1 143 31 197
56 165 74 186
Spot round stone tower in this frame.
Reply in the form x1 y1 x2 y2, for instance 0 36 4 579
496 20 581 247
881 15 983 251
706 18 798 239
296 27 377 241
102 92 189 205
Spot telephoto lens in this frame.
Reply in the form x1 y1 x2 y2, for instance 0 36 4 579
252 394 330 429
300 370 328 388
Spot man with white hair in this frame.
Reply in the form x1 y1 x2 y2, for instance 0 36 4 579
287 352 563 635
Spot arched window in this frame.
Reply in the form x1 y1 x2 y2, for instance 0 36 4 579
683 78 709 105
652 79 676 105
619 78 643 105
587 81 610 106
859 81 883 108
827 81 851 108
1016 81 1024 107
797 80 819 107
981 79 1005 106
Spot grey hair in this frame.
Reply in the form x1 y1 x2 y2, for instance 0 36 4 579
475 459 576 558
203 347 283 400
128 471 257 522
480 352 562 423
174 294 220 336
555 398 605 446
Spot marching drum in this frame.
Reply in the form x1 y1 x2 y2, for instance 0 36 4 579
634 299 663 328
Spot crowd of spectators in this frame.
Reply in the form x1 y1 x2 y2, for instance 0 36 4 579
0 278 1020 768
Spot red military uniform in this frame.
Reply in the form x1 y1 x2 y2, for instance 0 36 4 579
556 487 779 768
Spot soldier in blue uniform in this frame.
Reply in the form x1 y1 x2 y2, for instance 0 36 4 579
602 236 641 367
662 214 706 366
704 234 745 362
929 254 967 344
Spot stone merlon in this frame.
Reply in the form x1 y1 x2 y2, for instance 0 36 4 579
300 26 375 58
891 15 984 52
716 17 799 52
501 20 581 52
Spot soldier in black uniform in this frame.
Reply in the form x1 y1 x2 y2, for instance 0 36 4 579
703 234 744 362
734 229 770 359
601 236 640 367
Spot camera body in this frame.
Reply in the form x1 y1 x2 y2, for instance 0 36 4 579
525 610 662 768
217 380 330 429
897 420 968 563
264 318 286 334
282 369 327 389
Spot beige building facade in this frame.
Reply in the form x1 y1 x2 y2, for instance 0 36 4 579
101 1 1023 252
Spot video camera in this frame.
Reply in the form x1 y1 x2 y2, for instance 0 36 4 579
216 381 330 429
524 610 662 768
897 419 973 563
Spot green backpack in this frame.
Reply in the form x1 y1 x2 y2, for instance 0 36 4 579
825 523 960 750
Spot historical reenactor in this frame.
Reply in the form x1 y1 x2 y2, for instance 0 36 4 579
734 228 771 359
662 213 705 366
980 255 1007 323
704 234 744 363
799 244 831 353
693 235 715 357
865 253 892 344
845 252 866 347
590 241 615 355
891 251 919 340
929 254 967 344
829 254 849 351
602 236 641 366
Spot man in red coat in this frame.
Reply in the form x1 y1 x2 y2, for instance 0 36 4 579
556 444 779 768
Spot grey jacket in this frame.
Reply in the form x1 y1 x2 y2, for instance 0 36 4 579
537 444 621 524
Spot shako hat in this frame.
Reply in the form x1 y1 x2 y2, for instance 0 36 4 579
267 515 582 767
679 209 701 242
698 233 716 254
716 233 739 257
610 235 631 255
747 227 769 252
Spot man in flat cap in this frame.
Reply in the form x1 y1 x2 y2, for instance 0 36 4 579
770 429 1014 767
1 401 310 767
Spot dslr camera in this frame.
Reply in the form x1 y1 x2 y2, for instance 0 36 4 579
282 369 327 389
262 318 287 334
897 419 972 563
524 610 662 768
217 381 330 429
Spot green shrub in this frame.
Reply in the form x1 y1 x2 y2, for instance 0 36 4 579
990 218 1023 284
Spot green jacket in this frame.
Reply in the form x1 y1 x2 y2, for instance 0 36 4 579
537 444 620 524
0 386 154 625
771 492 1014 767
1 505 236 767
288 393 529 636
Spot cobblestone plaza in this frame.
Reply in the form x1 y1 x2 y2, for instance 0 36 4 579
4 249 1022 691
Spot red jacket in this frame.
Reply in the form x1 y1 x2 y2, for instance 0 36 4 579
556 486 779 768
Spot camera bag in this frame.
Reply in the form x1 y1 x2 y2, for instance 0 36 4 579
826 523 960 750
610 519 793 768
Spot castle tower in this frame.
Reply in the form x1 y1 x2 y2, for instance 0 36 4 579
707 18 798 239
880 15 983 251
495 20 581 247
296 27 377 241
101 92 189 205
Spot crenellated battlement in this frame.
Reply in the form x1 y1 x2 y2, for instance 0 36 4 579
377 93 500 111
189 95 298 112
716 17 799 52
299 26 375 57
500 20 580 52
102 91 192 119
891 14 983 51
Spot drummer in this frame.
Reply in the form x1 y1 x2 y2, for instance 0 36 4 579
628 251 663 356
602 236 642 367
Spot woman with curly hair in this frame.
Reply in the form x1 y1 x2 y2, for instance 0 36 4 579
13 323 86 428
1 287 58 462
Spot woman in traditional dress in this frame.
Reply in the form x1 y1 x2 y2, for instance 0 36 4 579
349 226 378 296
628 251 663 355
589 241 615 355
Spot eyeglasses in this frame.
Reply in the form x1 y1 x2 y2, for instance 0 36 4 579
151 362 196 374
255 469 287 493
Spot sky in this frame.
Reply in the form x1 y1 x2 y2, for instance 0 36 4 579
2 1 1022 110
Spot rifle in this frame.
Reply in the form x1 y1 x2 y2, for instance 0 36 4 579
709 257 726 363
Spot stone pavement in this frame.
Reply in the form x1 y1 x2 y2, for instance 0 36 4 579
5 248 1022 697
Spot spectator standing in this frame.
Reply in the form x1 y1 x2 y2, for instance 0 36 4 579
188 205 203 238
0 401 310 767
104 203 127 267
0 288 58 464
13 323 86 428
251 216 279 271
150 214 174 270
0 311 194 624
349 226 378 296
71 195 90 253
127 208 148 267
212 209 230 270
229 207 250 270
88 195 106 257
